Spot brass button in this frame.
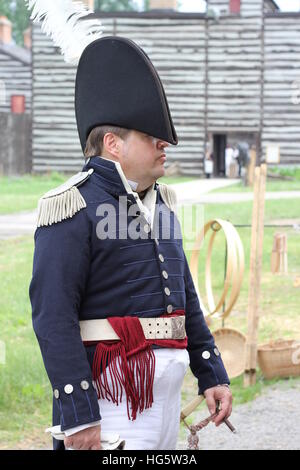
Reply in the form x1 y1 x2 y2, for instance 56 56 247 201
162 270 168 279
159 254 164 263
80 380 89 391
167 304 173 314
53 389 60 399
164 287 171 296
214 347 220 357
64 384 74 394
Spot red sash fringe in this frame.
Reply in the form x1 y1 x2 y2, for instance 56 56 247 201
85 310 187 421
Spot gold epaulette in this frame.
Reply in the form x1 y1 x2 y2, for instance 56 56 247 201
37 169 94 227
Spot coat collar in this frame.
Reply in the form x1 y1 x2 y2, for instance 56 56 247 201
82 156 159 228
83 156 128 196
83 156 158 194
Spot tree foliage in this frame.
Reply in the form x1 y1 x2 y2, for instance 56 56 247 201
0 0 30 46
94 0 152 12
0 0 151 47
94 0 139 11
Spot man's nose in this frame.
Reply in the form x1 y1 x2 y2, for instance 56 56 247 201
157 140 169 149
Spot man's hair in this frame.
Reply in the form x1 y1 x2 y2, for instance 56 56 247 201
84 125 131 158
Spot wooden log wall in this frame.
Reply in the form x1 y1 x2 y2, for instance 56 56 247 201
32 26 81 172
206 22 262 130
263 13 300 165
0 47 31 114
103 17 206 175
32 16 206 174
206 0 263 136
32 4 300 174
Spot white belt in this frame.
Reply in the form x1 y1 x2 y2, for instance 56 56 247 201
80 316 186 341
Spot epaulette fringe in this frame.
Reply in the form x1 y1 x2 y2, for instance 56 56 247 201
158 183 178 213
37 186 87 227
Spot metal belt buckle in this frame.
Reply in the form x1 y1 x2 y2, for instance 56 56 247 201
170 316 186 340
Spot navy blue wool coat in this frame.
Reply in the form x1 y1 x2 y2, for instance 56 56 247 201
29 156 229 447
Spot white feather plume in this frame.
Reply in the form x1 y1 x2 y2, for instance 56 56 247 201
26 0 103 64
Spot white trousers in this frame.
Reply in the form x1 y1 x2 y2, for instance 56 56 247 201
98 348 190 450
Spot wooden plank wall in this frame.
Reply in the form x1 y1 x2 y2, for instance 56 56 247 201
263 13 300 164
32 26 81 172
103 17 206 175
32 4 300 174
32 17 205 174
206 0 262 137
0 50 31 114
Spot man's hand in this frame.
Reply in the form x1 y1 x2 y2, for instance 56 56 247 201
64 425 101 450
204 385 233 427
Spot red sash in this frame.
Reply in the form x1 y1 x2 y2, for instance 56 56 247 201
84 310 187 420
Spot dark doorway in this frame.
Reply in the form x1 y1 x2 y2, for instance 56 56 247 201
213 134 227 177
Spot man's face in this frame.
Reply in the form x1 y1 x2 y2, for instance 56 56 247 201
118 130 169 184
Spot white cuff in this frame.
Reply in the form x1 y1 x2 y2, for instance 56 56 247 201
64 420 101 437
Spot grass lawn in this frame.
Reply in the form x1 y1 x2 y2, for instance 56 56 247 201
1 166 299 215
179 197 300 438
0 194 300 448
0 173 196 215
211 179 300 193
0 236 52 449
0 173 65 215
211 167 300 193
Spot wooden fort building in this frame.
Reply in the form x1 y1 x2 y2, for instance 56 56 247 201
31 0 300 175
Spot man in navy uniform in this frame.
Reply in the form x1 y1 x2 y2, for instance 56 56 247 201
29 37 232 451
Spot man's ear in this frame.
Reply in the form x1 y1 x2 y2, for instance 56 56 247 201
102 132 121 159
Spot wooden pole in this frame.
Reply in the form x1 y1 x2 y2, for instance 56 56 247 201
247 148 257 187
279 234 288 275
271 233 288 275
271 233 280 274
244 164 267 387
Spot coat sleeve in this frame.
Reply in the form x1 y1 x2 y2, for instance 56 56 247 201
183 252 230 394
29 210 101 431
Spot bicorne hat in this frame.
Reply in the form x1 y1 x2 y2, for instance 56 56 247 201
75 36 178 152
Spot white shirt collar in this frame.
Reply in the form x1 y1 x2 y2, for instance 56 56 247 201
127 179 139 191
98 156 157 228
